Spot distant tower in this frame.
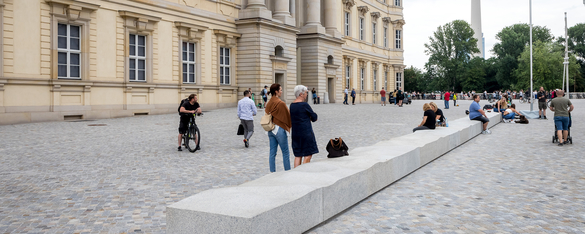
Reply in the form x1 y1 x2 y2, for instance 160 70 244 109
471 0 484 58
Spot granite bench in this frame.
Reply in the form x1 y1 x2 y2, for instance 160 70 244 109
167 112 501 234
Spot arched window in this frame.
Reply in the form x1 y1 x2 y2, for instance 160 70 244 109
327 55 334 64
275 46 284 57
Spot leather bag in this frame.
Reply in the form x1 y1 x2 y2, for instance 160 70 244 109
260 113 275 131
237 124 244 135
326 137 349 158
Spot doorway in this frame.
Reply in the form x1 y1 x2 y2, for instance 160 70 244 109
275 73 285 101
328 77 335 103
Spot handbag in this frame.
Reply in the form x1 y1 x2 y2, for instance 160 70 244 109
260 113 275 131
237 124 244 135
326 137 349 158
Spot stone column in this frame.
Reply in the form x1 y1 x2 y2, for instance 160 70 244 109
301 0 325 33
324 0 341 38
240 0 272 19
274 0 295 25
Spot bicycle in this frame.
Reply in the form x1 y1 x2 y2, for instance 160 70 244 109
182 113 202 152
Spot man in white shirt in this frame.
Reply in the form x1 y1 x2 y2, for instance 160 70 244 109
238 90 257 148
343 87 349 105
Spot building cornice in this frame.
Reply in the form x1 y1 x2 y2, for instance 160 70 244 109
235 18 300 34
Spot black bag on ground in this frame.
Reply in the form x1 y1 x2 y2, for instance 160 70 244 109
516 115 529 124
237 124 245 135
326 137 349 158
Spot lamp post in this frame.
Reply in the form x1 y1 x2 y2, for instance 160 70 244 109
529 0 533 111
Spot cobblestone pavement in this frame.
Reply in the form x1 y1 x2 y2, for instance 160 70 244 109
0 99 465 233
309 100 585 234
1 99 582 233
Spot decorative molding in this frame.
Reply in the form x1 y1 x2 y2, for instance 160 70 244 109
371 62 379 69
392 19 405 29
343 55 356 65
370 12 380 21
174 21 208 40
358 58 369 68
342 0 356 11
213 29 241 47
357 6 369 16
382 17 391 24
45 0 99 22
119 11 161 32
383 64 391 72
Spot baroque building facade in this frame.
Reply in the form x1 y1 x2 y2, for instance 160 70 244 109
0 0 404 125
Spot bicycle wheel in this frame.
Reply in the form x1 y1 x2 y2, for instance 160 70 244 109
186 125 200 152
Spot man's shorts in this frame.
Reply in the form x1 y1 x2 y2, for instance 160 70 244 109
381 97 386 102
554 116 570 131
538 102 547 110
471 116 489 124
178 116 192 134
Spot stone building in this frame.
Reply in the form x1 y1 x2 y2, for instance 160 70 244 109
0 0 404 125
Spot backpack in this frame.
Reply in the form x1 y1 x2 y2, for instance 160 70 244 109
516 115 529 124
326 137 349 158
178 98 188 114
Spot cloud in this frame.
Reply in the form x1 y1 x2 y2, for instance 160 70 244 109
403 0 584 69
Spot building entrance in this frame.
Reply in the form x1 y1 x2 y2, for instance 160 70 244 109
275 73 285 102
328 77 335 103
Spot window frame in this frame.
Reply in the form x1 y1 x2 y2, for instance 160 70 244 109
359 17 365 41
57 23 82 79
345 65 351 89
395 0 401 7
360 68 365 90
383 26 388 48
384 71 388 90
181 41 198 84
50 10 93 81
373 68 377 91
128 33 147 82
219 47 232 85
396 72 402 89
344 11 351 37
395 30 402 49
372 22 377 44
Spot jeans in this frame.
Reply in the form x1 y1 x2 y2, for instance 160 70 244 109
444 100 449 109
343 94 348 104
554 116 570 131
268 127 291 172
503 112 515 120
413 126 432 132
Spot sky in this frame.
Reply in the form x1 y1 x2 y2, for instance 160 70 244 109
403 0 585 69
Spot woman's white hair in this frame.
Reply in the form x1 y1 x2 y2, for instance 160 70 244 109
294 85 308 98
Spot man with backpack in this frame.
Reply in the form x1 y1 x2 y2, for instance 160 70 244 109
261 85 268 108
178 94 202 151
396 87 404 107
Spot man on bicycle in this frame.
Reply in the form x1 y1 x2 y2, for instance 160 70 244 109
178 94 202 151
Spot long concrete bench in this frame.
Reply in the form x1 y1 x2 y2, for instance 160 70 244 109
167 112 501 234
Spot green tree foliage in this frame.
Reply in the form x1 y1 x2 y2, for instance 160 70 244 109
424 20 479 91
514 41 581 91
461 57 486 92
404 66 425 92
492 24 553 89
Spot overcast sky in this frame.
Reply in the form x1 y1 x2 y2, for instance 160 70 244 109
403 0 585 69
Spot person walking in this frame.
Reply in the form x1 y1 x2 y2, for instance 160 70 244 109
261 85 268 108
549 90 574 146
343 87 349 105
311 88 317 104
453 93 457 107
290 85 319 168
380 87 386 106
265 84 292 172
444 91 450 109
397 88 404 107
393 89 397 105
237 90 257 148
537 87 548 119
351 88 356 105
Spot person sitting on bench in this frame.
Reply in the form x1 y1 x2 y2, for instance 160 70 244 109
502 104 522 123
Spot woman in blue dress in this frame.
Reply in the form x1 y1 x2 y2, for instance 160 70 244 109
290 85 319 168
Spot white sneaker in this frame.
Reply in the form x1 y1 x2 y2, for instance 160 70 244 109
486 129 492 134
482 130 488 135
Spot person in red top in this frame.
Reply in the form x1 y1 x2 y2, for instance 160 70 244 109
380 88 387 106
444 91 450 109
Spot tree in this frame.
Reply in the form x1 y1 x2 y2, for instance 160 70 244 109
492 24 553 90
461 57 486 92
404 66 425 92
424 20 479 91
514 41 581 91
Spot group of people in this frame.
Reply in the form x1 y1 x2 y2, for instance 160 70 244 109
412 102 447 132
238 84 319 172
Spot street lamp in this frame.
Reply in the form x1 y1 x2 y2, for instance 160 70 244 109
529 0 533 111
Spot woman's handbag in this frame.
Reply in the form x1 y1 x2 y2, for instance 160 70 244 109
326 137 349 158
237 124 244 135
260 113 275 131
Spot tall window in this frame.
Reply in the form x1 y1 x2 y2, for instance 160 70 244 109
395 0 401 6
372 22 377 44
395 30 402 49
360 68 365 90
344 12 350 37
373 69 377 90
219 47 231 85
396 72 402 89
383 27 388 47
384 71 388 90
359 17 364 40
129 34 146 81
58 24 81 79
182 42 196 83
345 66 350 88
